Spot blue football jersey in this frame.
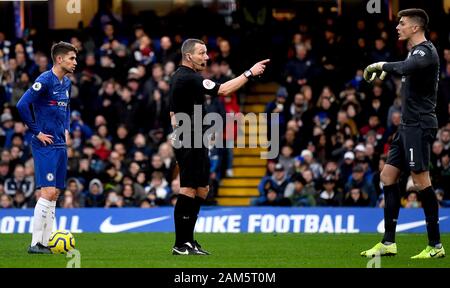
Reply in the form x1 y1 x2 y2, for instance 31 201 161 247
17 69 71 147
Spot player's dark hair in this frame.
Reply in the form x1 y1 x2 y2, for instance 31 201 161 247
181 38 205 59
398 8 429 31
51 41 78 62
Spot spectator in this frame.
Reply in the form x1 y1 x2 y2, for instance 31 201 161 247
129 133 153 157
90 134 111 161
115 86 143 134
105 190 123 208
144 189 166 207
158 143 177 179
156 36 177 65
265 86 288 136
402 191 421 208
146 171 170 203
284 173 316 206
149 153 170 183
433 148 450 197
121 184 138 207
439 128 450 150
0 194 13 208
258 186 290 207
13 190 28 208
133 35 155 65
278 145 295 178
344 164 376 206
285 43 315 93
60 190 80 208
300 149 323 180
370 38 392 63
435 189 450 208
316 176 342 206
343 187 369 207
254 163 290 205
301 169 317 197
66 177 86 207
1 113 14 148
212 44 232 72
4 164 34 199
85 178 105 207
0 160 10 182
119 174 146 203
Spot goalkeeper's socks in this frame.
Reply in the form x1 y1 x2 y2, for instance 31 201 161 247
420 186 441 247
42 201 56 247
382 184 400 244
174 194 196 247
31 197 52 246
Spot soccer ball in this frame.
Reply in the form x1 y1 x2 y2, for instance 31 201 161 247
48 230 76 254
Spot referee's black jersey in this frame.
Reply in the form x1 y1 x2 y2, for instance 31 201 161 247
383 40 440 128
169 65 221 124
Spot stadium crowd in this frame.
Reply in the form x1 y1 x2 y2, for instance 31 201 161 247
1 4 450 209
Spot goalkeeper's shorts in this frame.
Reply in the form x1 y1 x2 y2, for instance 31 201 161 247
386 125 436 172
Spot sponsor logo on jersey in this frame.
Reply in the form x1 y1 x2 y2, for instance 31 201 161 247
49 100 68 107
413 49 426 57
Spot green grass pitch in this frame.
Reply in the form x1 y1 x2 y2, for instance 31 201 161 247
1 233 449 268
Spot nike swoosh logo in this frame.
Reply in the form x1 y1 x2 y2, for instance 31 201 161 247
53 92 58 94
99 216 170 233
430 252 439 257
377 216 448 233
173 248 189 255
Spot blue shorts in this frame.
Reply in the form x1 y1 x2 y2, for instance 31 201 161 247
31 144 67 190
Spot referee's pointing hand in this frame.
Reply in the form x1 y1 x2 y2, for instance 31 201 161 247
250 59 270 76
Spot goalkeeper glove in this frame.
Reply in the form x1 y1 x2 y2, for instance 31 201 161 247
363 62 387 83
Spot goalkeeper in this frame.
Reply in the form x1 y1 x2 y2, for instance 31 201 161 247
361 8 445 259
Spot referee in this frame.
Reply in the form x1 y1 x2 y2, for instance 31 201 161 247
169 38 269 255
361 8 445 259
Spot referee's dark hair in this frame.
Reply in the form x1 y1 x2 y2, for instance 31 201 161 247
398 8 429 32
51 41 78 62
181 38 205 60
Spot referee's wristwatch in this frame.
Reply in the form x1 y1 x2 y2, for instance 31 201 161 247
243 69 253 79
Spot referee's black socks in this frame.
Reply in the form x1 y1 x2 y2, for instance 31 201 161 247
382 184 401 244
174 194 196 247
420 186 441 247
192 196 204 237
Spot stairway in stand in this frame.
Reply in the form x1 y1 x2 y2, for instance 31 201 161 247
216 82 279 206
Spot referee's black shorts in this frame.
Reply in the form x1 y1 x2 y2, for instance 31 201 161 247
174 147 210 188
386 125 436 172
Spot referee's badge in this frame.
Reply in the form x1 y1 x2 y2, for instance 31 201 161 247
32 82 42 91
46 173 54 182
203 79 215 90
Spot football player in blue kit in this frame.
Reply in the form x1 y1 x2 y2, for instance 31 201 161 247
17 41 77 254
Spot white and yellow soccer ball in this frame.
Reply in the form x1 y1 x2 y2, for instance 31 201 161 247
48 230 76 254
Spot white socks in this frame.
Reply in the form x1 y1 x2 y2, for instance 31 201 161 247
42 201 56 247
31 198 51 246
31 198 56 247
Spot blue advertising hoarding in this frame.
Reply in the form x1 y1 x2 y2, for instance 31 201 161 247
0 207 449 234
